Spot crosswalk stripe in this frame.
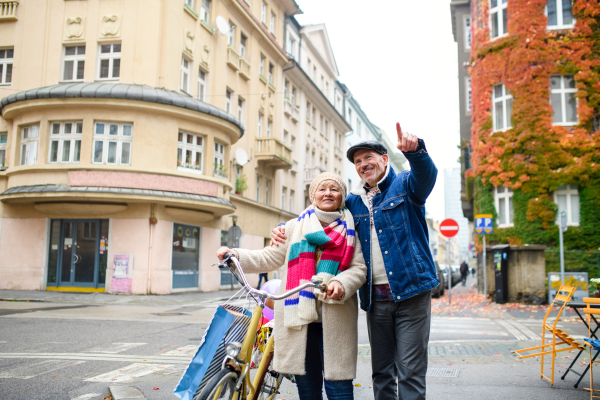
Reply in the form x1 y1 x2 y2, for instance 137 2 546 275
71 394 103 400
0 360 85 379
85 362 173 382
86 343 146 354
497 320 528 340
161 345 198 356
0 352 190 364
506 320 541 340
430 329 508 336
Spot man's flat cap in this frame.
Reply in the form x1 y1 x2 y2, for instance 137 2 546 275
346 140 388 163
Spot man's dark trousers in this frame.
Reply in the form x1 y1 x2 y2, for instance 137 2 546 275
367 290 431 400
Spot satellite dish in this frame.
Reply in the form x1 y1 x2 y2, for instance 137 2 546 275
216 16 230 36
235 148 249 166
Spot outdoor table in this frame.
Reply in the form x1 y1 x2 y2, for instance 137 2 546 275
561 301 600 388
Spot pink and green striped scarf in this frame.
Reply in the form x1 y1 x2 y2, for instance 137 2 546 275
284 205 355 328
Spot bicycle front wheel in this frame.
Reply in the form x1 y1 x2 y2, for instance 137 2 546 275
195 368 239 400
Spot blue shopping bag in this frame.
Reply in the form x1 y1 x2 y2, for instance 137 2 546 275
173 304 251 400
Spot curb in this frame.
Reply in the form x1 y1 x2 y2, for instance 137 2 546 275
109 386 146 400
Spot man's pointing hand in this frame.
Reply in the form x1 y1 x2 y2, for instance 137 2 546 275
396 122 419 153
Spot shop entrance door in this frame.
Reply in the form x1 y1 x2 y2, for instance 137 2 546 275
47 219 108 291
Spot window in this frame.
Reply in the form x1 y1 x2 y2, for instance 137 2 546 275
200 0 211 24
93 122 133 165
466 77 472 112
0 48 13 85
306 102 310 121
240 34 247 58
312 107 316 125
325 120 329 139
268 63 274 84
198 69 207 101
265 179 271 205
270 13 275 34
181 57 191 93
227 22 236 47
267 120 272 137
259 55 265 77
281 187 286 210
291 136 296 158
555 184 579 226
492 83 513 131
62 45 85 82
261 2 267 24
49 121 83 163
495 186 514 227
0 133 6 167
177 131 204 171
550 75 577 125
464 16 472 49
548 0 573 28
258 113 263 137
357 119 362 137
225 89 232 114
291 87 296 105
287 37 296 58
490 0 508 39
20 125 40 165
185 0 195 8
313 66 317 81
256 175 261 202
348 108 353 124
283 130 288 145
290 190 295 213
321 76 324 91
98 43 121 80
213 141 226 178
319 115 323 134
284 80 289 98
238 97 245 123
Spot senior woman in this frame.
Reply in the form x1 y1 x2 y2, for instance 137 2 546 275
217 172 366 400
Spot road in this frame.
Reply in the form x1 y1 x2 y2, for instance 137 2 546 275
0 275 593 399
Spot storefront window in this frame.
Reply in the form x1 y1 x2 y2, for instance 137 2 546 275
172 223 200 289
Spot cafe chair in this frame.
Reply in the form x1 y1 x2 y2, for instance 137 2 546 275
583 297 600 398
512 285 581 387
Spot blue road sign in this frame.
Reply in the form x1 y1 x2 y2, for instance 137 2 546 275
475 214 493 235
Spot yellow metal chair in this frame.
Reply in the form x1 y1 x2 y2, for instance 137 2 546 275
512 285 582 387
583 297 600 398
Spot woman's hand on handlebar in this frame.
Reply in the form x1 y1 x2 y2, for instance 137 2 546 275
323 281 344 300
216 247 236 261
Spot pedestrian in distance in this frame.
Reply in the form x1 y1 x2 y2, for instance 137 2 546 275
271 123 438 400
218 172 367 400
471 266 476 277
460 261 469 286
256 272 268 289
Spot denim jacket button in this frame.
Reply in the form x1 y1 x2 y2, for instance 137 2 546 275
397 296 401 300
391 203 394 206
389 271 393 275
379 230 382 233
385 251 388 254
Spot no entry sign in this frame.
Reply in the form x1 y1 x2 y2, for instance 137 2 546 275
440 218 459 238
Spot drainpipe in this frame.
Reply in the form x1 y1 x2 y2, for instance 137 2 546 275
147 203 157 294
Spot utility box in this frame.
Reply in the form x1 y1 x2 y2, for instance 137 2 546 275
493 245 510 304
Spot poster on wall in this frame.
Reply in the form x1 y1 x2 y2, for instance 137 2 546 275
113 254 133 279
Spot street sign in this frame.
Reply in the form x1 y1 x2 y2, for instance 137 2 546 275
439 219 459 238
475 214 493 235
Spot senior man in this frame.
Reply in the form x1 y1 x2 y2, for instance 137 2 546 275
271 123 438 400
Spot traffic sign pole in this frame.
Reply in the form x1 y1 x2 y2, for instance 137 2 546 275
475 214 493 304
559 211 567 286
483 235 487 304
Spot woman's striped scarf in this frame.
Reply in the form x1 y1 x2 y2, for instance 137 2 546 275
284 205 355 328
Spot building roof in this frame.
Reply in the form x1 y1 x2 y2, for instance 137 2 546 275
0 83 245 138
1 184 235 207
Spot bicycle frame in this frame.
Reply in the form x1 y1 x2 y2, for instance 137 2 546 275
212 254 326 400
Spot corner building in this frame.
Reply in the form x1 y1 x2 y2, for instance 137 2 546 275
0 0 301 294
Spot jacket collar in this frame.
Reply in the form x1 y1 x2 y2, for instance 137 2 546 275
350 164 396 196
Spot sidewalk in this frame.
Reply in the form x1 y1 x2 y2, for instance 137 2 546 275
0 288 241 306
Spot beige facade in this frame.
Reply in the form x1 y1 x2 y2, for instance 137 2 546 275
0 0 302 294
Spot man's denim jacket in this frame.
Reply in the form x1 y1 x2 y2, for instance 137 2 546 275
345 144 439 312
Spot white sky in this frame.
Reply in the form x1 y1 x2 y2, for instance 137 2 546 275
295 0 460 222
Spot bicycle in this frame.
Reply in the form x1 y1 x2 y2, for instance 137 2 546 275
197 252 327 400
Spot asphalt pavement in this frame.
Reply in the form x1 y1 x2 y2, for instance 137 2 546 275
0 275 596 399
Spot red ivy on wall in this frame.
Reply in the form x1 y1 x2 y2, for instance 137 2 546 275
468 0 600 245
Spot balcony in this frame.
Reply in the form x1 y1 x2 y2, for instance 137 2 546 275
227 47 240 71
0 1 17 21
239 58 251 80
283 99 293 117
255 138 293 170
291 104 300 122
304 166 325 186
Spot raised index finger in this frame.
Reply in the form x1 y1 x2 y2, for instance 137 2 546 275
396 122 403 140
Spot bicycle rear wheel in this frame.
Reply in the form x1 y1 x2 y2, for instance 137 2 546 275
195 368 239 400
254 350 283 400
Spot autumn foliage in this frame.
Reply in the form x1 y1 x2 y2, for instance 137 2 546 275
468 0 600 249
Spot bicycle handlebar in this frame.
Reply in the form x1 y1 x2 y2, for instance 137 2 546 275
216 253 328 302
